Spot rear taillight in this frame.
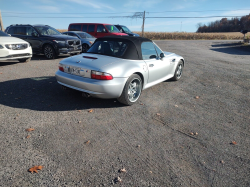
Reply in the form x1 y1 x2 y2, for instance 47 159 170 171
91 70 113 80
59 65 64 72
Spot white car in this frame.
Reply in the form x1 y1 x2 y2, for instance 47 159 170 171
0 30 32 62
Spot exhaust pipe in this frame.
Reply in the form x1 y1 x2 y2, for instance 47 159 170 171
61 85 68 90
82 92 90 98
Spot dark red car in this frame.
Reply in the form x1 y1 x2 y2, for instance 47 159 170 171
68 23 128 38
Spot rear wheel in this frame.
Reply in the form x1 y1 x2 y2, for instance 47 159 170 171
171 60 183 81
43 44 57 59
82 44 89 53
18 57 31 62
117 74 142 106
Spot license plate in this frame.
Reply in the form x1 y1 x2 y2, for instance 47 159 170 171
71 67 80 75
63 65 90 77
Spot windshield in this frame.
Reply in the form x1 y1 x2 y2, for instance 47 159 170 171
87 40 127 57
34 26 61 35
78 32 95 39
0 31 9 36
104 25 120 33
121 26 132 33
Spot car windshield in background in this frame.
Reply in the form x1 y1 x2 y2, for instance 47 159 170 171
121 26 132 33
87 40 127 57
78 32 95 39
34 26 62 35
104 25 120 33
0 31 9 36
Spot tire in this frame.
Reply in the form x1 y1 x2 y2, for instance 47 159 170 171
171 60 184 81
82 44 89 53
117 74 142 106
18 57 31 63
43 44 57 59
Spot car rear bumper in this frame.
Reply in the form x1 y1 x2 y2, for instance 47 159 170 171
55 70 127 99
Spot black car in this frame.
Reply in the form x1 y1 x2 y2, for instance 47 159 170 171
5 24 82 59
114 25 139 37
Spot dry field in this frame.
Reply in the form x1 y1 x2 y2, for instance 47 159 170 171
58 29 245 40
133 31 244 40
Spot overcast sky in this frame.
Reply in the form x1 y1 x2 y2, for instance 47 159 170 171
1 0 250 32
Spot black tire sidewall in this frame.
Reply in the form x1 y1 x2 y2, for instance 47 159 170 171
44 45 56 59
82 44 89 53
172 60 183 81
118 74 142 105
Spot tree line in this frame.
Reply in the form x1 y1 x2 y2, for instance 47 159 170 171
196 13 250 32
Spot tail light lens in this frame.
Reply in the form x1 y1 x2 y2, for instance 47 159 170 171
59 65 64 72
91 71 113 80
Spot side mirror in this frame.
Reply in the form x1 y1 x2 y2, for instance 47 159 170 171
32 32 38 37
160 53 165 58
102 29 107 33
149 55 157 59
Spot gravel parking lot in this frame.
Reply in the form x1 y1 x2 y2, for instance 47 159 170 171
0 40 249 186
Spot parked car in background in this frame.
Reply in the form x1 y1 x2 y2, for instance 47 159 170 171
68 23 128 38
62 31 96 53
55 36 184 105
0 30 32 62
114 25 140 37
5 24 81 59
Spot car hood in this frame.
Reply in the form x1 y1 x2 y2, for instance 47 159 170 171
41 35 79 40
59 53 119 71
0 36 28 44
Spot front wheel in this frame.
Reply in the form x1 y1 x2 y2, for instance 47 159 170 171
18 57 31 62
171 60 183 81
117 74 142 106
43 44 57 59
82 44 89 53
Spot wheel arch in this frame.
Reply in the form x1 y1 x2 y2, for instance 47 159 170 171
133 72 144 88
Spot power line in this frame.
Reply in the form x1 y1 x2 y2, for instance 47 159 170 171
1 11 135 15
149 9 250 13
2 9 250 15
3 15 246 19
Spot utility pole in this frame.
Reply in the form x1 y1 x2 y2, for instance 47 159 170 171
142 11 145 37
0 10 4 31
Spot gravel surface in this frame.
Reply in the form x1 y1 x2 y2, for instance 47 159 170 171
0 40 249 187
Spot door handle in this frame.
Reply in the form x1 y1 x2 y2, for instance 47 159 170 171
149 64 154 67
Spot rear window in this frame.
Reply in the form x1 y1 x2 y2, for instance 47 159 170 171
8 27 26 35
69 24 82 31
88 25 95 32
87 40 127 57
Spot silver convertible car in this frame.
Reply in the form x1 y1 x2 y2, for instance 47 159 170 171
55 36 184 105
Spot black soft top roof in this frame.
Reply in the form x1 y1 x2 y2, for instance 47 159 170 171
94 36 152 60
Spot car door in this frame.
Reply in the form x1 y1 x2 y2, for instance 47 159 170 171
96 24 108 38
25 26 42 53
142 42 171 84
87 24 96 38
153 42 175 75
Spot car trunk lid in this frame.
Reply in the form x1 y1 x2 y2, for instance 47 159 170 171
59 54 118 78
